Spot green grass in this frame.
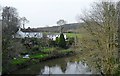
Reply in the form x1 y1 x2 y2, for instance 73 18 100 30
11 58 30 65
42 47 74 54
61 49 73 53
42 47 56 53
11 54 48 65
30 54 48 59
66 33 82 38
66 33 76 38
11 47 74 66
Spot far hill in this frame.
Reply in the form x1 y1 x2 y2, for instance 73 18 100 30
34 23 84 33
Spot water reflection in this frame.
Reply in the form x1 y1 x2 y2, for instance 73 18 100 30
11 56 93 75
40 61 92 74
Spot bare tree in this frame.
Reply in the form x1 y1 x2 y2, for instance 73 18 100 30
20 17 29 29
57 19 66 33
78 1 118 74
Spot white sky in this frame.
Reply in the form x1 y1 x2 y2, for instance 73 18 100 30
0 0 119 28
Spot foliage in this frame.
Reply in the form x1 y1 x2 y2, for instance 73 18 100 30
2 6 22 66
42 47 56 54
2 6 21 58
117 1 120 64
58 33 66 48
22 38 49 54
66 37 75 47
60 49 73 54
2 6 21 56
48 39 56 47
55 37 59 46
1 7 29 74
30 45 40 54
2 6 20 39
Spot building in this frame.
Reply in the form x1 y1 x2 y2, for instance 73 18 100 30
14 28 66 40
14 28 43 38
47 33 66 41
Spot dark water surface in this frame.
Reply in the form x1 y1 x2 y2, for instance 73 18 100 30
11 56 93 75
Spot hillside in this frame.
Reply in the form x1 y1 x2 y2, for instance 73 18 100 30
34 23 84 32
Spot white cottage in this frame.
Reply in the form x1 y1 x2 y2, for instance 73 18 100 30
15 28 43 38
47 33 66 41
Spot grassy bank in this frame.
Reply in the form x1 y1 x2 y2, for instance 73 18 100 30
11 48 74 65
2 47 75 74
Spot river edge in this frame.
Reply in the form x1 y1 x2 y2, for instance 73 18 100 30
2 50 76 75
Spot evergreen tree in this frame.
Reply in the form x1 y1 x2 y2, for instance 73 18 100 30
58 33 66 48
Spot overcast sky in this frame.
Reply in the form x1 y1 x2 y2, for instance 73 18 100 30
0 0 119 28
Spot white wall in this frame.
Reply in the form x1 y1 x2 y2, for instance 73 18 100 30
15 30 43 38
47 34 66 41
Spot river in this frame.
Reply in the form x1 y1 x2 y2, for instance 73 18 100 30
11 55 93 75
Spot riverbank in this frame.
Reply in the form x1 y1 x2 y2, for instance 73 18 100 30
2 48 76 75
9 56 92 75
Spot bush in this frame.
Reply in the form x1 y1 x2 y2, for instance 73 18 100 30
58 33 66 48
30 45 41 54
55 37 59 46
66 37 75 47
48 39 56 47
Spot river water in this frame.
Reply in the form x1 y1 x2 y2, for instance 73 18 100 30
11 56 93 75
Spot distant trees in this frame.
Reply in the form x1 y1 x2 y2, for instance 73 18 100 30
20 17 29 29
78 1 118 74
2 6 20 39
57 19 66 33
57 19 66 26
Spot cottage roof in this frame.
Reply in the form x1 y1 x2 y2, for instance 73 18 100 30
21 28 40 32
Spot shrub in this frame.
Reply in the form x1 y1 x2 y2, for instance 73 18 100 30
66 37 75 47
48 39 56 47
58 33 66 48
